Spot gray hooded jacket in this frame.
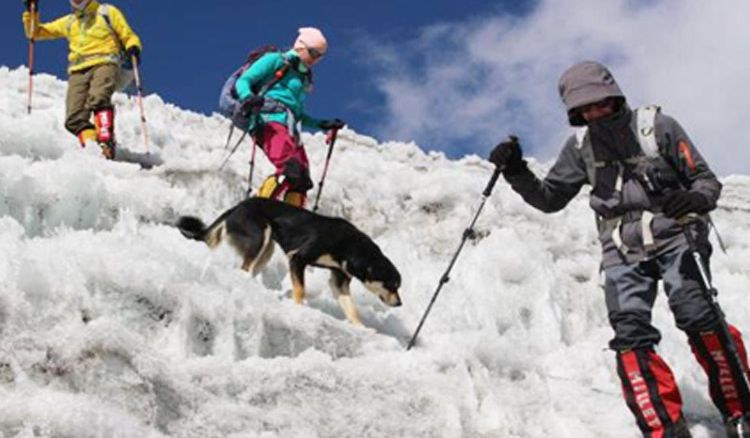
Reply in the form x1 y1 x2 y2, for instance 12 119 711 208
505 62 721 267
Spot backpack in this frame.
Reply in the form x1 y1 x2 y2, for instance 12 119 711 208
67 4 134 92
218 45 292 128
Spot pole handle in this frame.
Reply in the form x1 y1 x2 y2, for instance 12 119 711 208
131 55 143 90
326 127 339 150
483 166 502 197
482 134 518 196
28 1 38 35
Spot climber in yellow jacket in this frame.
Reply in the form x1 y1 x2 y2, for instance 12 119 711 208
22 0 142 159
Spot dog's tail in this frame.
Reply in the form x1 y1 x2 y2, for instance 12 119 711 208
176 216 210 241
176 207 236 249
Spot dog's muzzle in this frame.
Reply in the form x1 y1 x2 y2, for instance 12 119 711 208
382 291 402 307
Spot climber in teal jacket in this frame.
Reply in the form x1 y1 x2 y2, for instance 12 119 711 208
234 27 345 208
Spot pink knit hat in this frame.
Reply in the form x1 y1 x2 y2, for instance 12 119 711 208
293 27 328 53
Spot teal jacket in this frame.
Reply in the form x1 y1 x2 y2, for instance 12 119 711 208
234 50 321 132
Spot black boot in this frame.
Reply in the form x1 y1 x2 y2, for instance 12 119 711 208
100 141 116 160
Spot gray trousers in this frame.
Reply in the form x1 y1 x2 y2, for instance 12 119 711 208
603 240 719 351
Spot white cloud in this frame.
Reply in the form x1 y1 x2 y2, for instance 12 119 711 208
366 0 750 175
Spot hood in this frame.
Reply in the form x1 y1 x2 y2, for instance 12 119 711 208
558 61 625 126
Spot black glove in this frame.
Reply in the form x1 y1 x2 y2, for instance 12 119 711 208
240 95 265 117
318 118 346 130
488 135 524 174
126 46 141 65
24 0 38 12
662 190 711 219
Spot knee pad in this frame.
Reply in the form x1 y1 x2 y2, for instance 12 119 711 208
282 159 313 193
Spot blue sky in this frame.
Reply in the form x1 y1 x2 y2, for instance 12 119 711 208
1 0 531 150
2 0 749 175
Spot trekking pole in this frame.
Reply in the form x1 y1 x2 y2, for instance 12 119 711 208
312 128 339 212
26 1 37 115
221 106 263 171
246 139 258 197
708 215 728 254
680 216 750 411
223 124 235 150
218 130 248 171
406 155 505 351
131 55 149 153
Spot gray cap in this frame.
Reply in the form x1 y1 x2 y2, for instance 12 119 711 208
558 61 625 126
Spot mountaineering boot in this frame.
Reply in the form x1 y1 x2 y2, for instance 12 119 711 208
257 175 285 199
99 141 116 160
77 128 98 149
94 107 116 159
283 191 306 208
726 415 750 438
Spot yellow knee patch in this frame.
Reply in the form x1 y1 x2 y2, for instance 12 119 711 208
257 175 281 199
284 191 306 208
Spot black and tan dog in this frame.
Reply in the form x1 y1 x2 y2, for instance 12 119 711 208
176 197 402 325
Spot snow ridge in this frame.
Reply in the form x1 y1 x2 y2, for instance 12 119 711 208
0 66 749 437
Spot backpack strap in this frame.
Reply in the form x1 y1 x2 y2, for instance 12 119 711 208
574 127 588 148
636 105 660 157
256 60 290 97
98 4 126 55
66 14 74 36
574 127 597 186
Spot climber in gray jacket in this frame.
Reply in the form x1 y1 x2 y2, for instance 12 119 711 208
489 60 750 438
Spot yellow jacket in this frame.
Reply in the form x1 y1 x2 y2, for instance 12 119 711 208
22 1 142 74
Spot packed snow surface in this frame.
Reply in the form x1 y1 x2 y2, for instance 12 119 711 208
0 67 749 437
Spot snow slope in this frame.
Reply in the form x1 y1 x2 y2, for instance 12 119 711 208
0 66 749 438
